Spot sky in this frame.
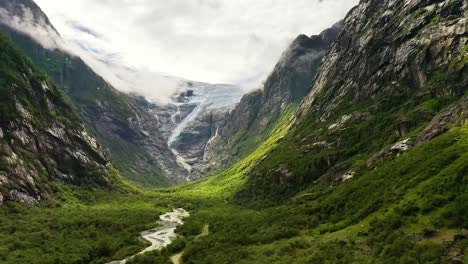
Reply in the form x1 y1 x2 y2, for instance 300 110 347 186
33 0 358 90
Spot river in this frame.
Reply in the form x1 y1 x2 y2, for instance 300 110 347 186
108 208 189 264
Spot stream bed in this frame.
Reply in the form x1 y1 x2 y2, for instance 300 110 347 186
108 208 189 264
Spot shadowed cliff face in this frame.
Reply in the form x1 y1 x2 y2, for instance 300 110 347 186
0 0 188 187
237 0 467 201
0 33 117 205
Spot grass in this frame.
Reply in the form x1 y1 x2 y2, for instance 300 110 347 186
166 126 467 264
0 189 182 264
0 124 466 263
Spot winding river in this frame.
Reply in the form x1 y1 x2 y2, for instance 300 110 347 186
108 208 189 264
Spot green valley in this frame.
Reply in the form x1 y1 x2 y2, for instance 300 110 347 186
0 0 467 263
1 123 466 263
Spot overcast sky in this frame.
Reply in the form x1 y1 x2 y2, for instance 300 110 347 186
34 0 358 88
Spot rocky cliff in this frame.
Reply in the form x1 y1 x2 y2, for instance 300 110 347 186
0 0 186 186
237 0 467 201
0 32 117 205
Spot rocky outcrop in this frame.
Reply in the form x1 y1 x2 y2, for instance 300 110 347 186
0 0 186 186
171 106 233 179
0 33 115 205
366 138 413 168
296 0 467 171
417 96 467 144
367 95 467 168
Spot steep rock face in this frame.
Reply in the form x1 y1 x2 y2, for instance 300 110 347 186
198 23 343 177
299 0 467 116
0 0 186 186
238 0 467 201
0 33 115 205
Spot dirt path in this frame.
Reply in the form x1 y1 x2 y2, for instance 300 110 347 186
171 252 183 264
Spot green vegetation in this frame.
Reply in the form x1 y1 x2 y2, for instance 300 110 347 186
0 33 81 129
0 5 466 264
0 104 465 264
2 122 462 264
0 190 170 264
238 52 466 203
163 126 466 264
101 137 170 188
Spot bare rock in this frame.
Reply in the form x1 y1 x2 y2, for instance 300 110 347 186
342 170 356 182
367 138 413 168
9 190 37 205
417 97 467 145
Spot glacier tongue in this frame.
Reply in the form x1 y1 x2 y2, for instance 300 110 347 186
165 81 244 175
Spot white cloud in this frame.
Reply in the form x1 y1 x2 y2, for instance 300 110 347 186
0 4 183 104
1 1 358 102
34 0 358 88
0 6 66 51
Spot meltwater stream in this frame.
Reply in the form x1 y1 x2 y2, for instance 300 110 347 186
108 208 190 264
166 83 244 177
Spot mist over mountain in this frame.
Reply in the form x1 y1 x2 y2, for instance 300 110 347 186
34 0 359 86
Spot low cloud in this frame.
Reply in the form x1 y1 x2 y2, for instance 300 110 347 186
2 1 359 102
35 0 359 86
0 4 182 103
0 6 66 51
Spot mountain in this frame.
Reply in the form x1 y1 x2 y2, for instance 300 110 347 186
237 0 467 202
0 32 119 205
191 23 343 177
0 0 186 186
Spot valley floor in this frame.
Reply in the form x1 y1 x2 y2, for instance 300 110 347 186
0 126 467 264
